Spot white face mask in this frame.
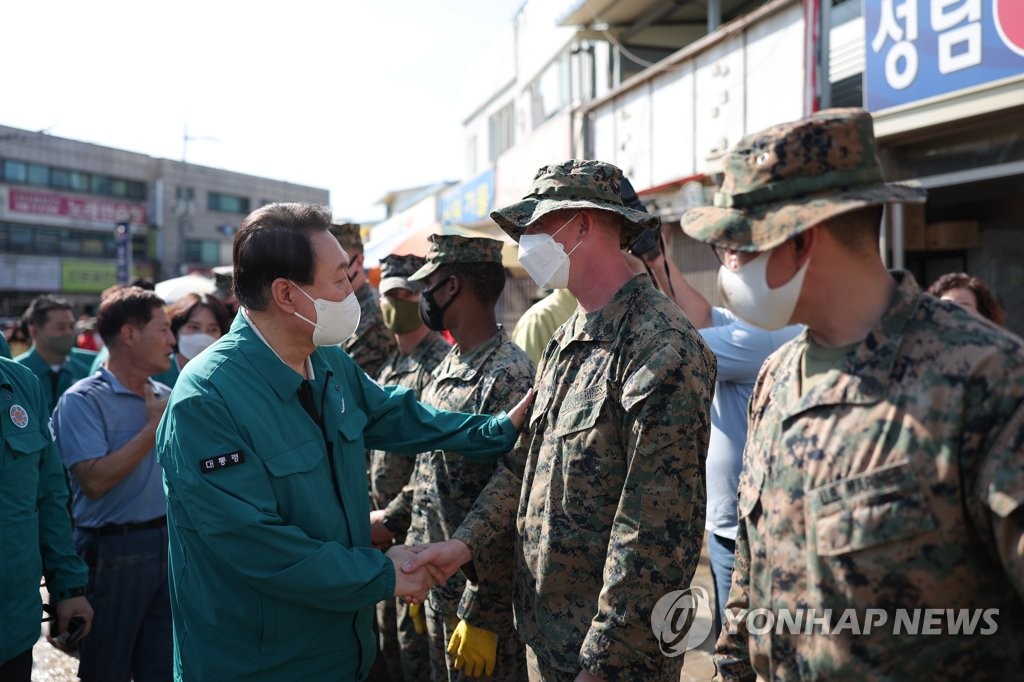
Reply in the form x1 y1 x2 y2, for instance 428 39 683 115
177 332 218 360
518 212 583 289
718 250 810 330
290 281 362 346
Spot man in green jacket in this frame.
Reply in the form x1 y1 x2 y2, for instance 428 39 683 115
0 356 93 680
157 202 531 681
14 295 97 413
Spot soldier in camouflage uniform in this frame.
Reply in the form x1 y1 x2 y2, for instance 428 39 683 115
384 234 534 682
331 222 397 378
679 108 1024 680
368 254 451 682
404 161 716 681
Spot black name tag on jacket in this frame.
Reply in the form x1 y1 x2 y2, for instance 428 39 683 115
200 451 245 473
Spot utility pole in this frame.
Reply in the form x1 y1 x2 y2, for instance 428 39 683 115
176 123 218 275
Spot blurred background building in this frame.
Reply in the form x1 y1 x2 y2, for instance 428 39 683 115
0 124 327 317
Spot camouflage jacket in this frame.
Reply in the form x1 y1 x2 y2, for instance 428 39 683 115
394 326 534 626
454 275 716 679
343 281 396 378
715 272 1024 681
368 332 451 515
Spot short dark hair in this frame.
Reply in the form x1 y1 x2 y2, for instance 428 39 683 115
438 262 507 307
927 272 1007 325
167 292 232 340
232 203 333 310
97 286 166 348
25 295 73 330
822 205 883 253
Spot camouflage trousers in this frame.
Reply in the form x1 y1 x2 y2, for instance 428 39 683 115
523 647 578 682
376 597 431 681
424 601 527 682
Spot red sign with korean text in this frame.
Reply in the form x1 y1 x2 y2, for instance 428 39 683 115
7 188 146 225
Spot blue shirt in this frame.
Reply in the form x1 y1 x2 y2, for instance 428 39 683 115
52 367 171 528
702 307 801 539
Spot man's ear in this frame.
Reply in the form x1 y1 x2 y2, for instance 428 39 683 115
270 278 299 314
792 227 816 268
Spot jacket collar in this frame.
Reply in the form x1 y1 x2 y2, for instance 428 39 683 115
774 270 922 419
235 310 328 403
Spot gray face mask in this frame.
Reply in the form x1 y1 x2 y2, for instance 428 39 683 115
44 333 76 358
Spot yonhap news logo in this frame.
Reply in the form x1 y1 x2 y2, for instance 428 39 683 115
650 586 714 657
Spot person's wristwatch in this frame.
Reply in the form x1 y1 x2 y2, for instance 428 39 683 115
54 586 86 601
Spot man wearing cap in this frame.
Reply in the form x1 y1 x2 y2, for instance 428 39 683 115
404 161 716 681
368 253 451 682
678 108 1024 679
331 222 397 378
383 234 534 681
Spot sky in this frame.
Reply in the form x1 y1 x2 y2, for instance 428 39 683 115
2 0 525 222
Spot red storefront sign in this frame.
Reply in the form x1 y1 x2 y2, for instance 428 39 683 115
8 188 146 225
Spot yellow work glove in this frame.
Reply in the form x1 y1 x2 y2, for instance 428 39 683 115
408 602 427 635
447 620 498 678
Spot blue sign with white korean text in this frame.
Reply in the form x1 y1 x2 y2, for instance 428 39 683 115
864 0 1024 111
440 168 495 225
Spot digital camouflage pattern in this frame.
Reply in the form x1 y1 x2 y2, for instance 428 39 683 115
715 272 1024 681
681 108 925 253
379 253 428 295
344 281 396 379
393 326 533 681
454 274 716 681
409 234 505 283
489 160 659 249
370 330 449 682
330 222 363 252
370 331 451 519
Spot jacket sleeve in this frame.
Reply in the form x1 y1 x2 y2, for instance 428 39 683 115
355 368 517 462
158 394 395 612
36 376 88 596
578 333 714 679
712 511 756 681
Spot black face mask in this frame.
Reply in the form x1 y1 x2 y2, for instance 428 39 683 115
419 277 457 331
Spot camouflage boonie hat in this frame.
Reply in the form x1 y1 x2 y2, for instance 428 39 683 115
491 160 660 249
409 234 504 281
681 108 926 252
379 254 427 294
330 222 363 251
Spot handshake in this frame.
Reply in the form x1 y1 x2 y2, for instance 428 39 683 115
384 539 473 603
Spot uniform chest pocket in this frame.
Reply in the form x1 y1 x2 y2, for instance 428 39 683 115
551 393 605 438
263 439 325 478
809 461 938 557
3 430 48 471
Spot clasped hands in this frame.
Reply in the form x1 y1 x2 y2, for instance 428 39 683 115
387 539 473 603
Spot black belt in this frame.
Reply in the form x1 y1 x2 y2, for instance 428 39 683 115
83 516 167 536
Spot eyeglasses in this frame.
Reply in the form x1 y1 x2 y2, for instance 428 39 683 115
710 244 758 271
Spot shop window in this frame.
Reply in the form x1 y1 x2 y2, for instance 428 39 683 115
91 175 112 196
68 171 91 193
34 228 60 253
51 168 72 190
8 225 32 252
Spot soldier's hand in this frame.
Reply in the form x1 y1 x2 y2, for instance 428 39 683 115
448 620 498 678
407 602 427 635
506 388 535 432
144 384 169 425
388 545 443 602
402 539 472 584
370 510 396 550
